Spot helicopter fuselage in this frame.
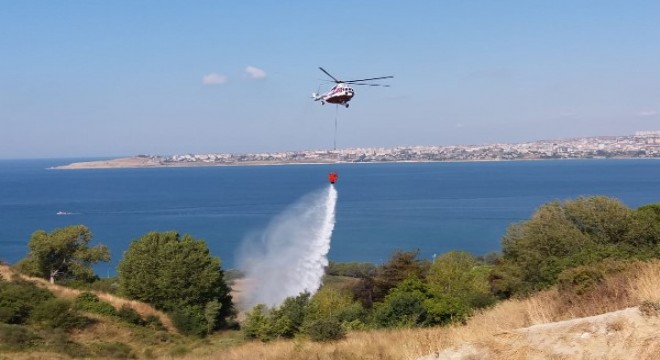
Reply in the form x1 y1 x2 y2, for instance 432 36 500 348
312 67 391 108
314 83 354 107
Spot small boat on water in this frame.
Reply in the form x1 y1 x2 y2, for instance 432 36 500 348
56 211 72 216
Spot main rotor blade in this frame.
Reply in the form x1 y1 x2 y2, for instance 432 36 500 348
345 75 394 83
319 67 340 83
350 83 391 87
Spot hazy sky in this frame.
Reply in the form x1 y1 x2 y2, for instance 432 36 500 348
2 1 659 159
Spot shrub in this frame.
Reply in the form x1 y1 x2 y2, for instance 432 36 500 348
557 261 629 297
89 277 121 294
269 292 310 338
0 280 54 324
92 341 135 359
493 197 659 297
422 296 470 326
117 304 145 326
242 304 271 341
304 317 345 342
334 302 369 327
373 250 430 302
373 291 426 328
0 323 41 350
136 328 172 346
169 344 189 357
74 292 117 316
170 305 207 337
558 266 604 296
373 276 431 328
30 298 90 330
44 331 91 358
640 301 660 317
144 314 165 331
204 299 221 334
326 261 377 278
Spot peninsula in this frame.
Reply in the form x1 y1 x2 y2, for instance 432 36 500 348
54 132 660 169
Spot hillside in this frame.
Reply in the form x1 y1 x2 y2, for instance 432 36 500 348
184 260 660 360
0 264 194 359
0 264 174 332
2 261 659 359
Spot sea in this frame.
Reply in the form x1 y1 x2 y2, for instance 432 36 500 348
1 159 659 276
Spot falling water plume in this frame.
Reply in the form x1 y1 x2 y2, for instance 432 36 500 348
237 185 338 309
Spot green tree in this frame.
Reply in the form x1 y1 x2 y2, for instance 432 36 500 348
426 251 495 310
305 287 368 330
305 287 354 320
17 225 110 284
268 292 310 338
326 261 377 278
353 250 430 307
493 196 643 297
373 276 430 328
562 196 632 244
241 293 311 341
626 203 660 251
242 304 271 341
117 231 234 329
303 317 346 342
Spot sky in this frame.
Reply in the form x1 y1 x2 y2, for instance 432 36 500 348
2 1 660 159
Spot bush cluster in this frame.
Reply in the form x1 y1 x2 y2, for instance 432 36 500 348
74 292 164 329
492 198 660 297
0 280 54 325
75 292 118 316
242 291 355 342
242 197 660 342
30 298 91 330
0 324 41 351
242 249 496 341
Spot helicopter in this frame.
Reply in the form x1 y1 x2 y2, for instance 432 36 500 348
312 67 393 108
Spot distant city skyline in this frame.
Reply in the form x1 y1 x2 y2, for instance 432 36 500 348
55 131 660 169
2 2 660 159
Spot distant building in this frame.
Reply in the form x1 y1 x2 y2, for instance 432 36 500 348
635 130 660 136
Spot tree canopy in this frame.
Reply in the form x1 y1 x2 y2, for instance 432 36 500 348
117 231 234 331
491 197 660 297
17 225 110 284
353 250 430 307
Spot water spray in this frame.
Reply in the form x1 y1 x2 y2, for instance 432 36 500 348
237 185 338 309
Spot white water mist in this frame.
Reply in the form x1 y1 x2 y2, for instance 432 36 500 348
237 185 337 308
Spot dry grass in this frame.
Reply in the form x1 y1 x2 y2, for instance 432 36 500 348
175 260 660 360
3 261 659 360
632 260 660 303
95 293 175 332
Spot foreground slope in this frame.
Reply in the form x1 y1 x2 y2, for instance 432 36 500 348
186 260 660 360
423 306 659 360
2 261 658 359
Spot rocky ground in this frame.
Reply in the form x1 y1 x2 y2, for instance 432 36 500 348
418 305 660 360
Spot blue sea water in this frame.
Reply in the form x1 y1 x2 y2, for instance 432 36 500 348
1 159 659 276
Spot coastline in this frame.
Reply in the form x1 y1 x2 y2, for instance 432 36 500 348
49 133 660 170
50 155 658 170
51 156 342 170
